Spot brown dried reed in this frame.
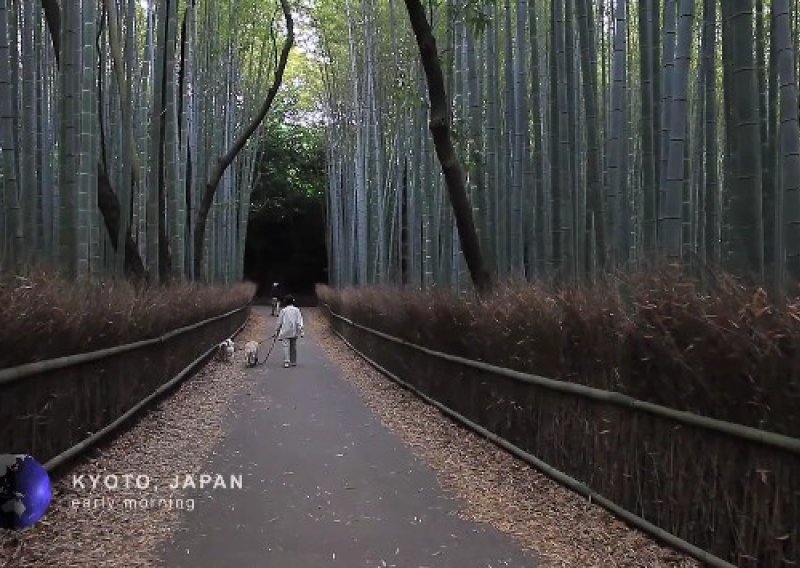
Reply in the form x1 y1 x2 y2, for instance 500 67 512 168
0 267 255 370
317 268 800 437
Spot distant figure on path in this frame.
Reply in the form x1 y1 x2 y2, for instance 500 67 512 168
269 282 282 316
274 295 304 368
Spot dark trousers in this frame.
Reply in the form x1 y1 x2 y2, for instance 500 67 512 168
282 338 297 365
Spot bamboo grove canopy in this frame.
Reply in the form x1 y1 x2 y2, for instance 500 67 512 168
0 0 293 284
314 0 800 292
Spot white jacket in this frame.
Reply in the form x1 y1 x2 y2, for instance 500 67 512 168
276 305 304 339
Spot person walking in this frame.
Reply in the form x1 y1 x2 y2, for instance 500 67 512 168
273 295 304 368
269 282 282 316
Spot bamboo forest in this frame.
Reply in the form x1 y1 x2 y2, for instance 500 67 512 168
3 0 800 291
318 0 800 294
2 0 800 566
0 0 294 284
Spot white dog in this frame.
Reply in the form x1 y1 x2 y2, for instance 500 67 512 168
216 338 235 362
244 341 260 367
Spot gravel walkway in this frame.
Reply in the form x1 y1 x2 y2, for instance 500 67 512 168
309 309 699 568
0 312 267 567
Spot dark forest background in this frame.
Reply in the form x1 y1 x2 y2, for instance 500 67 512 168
243 111 327 298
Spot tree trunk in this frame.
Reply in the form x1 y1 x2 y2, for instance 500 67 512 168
659 0 677 199
402 0 493 295
42 0 147 279
97 164 147 280
661 0 695 258
528 2 547 277
193 0 294 280
608 0 628 263
638 0 657 251
0 0 21 270
756 0 774 272
550 0 563 272
701 0 719 264
576 0 606 270
773 0 800 282
41 0 61 66
722 0 764 280
21 0 38 261
564 0 579 277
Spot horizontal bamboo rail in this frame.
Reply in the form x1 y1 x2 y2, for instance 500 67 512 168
44 315 248 473
329 324 737 568
325 304 744 568
326 306 800 455
0 305 250 386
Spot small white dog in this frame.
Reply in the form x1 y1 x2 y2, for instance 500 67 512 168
244 341 260 367
216 338 235 362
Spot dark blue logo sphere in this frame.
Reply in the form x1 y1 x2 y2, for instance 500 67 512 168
0 454 52 530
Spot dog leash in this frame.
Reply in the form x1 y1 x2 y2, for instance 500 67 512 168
258 334 279 366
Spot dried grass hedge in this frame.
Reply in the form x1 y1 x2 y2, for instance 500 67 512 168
318 268 800 438
1 268 254 465
0 267 256 369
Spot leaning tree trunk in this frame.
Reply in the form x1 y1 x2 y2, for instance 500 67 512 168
193 0 294 280
402 0 493 295
97 164 147 279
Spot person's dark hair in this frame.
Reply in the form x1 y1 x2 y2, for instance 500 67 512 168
283 294 295 306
